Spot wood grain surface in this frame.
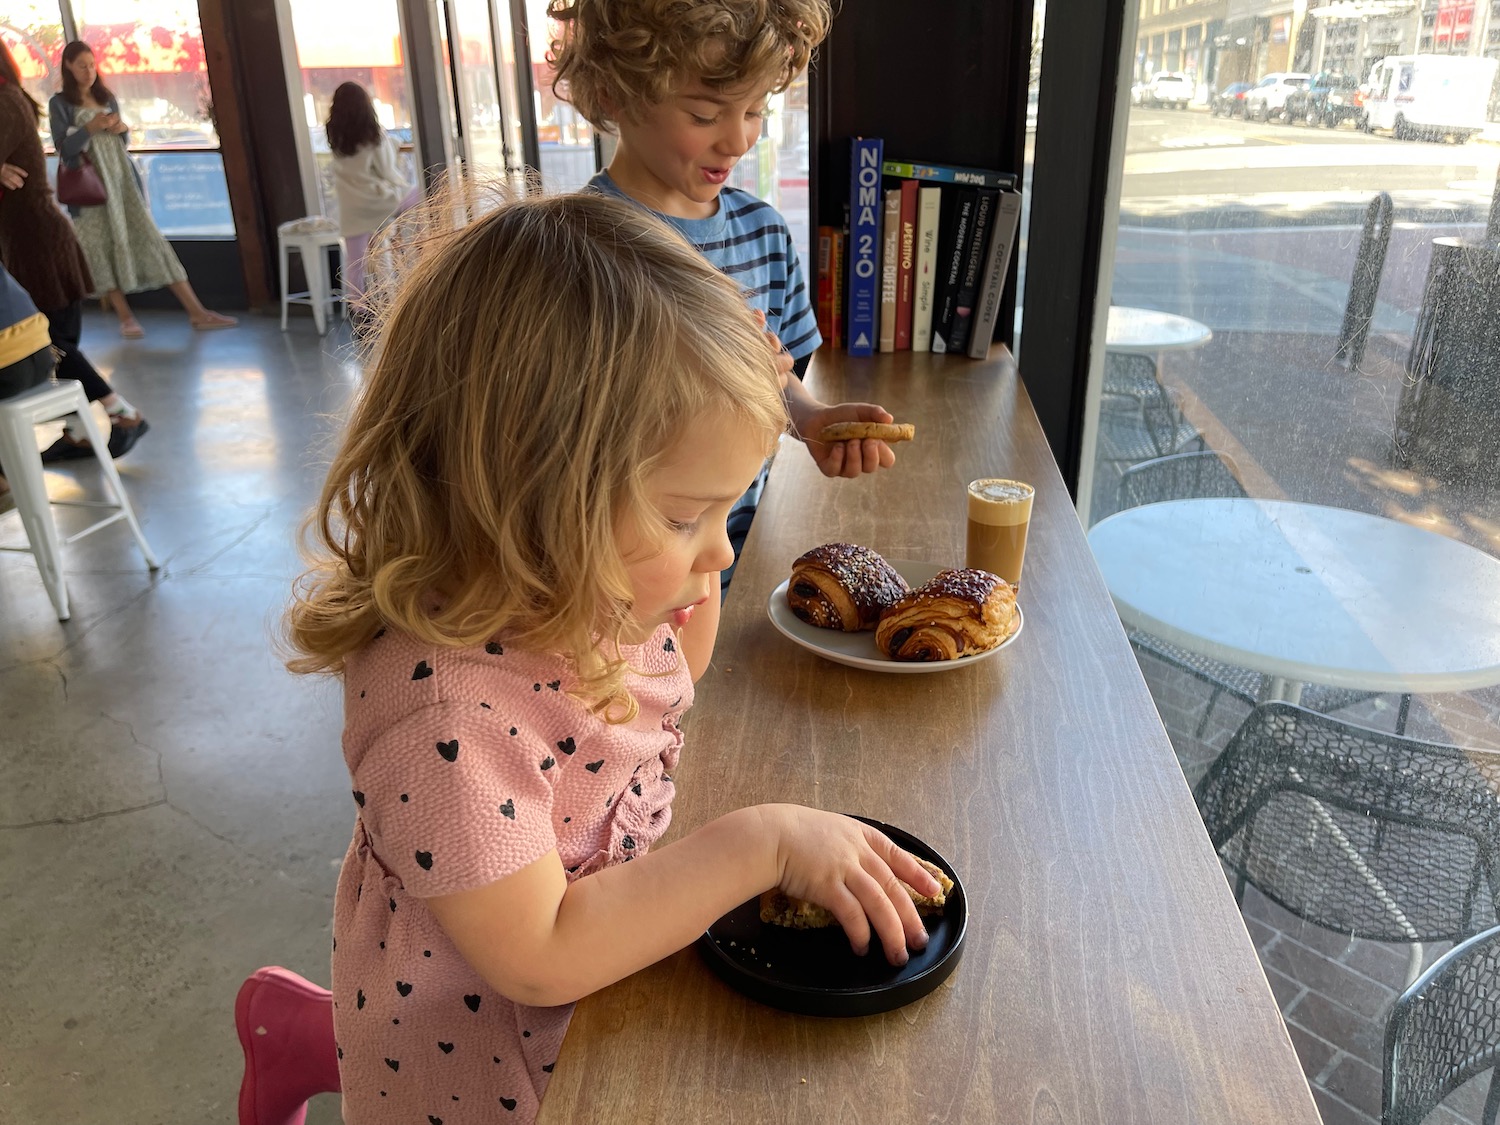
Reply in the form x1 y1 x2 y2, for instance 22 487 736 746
537 349 1320 1124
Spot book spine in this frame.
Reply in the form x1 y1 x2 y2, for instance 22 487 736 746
911 185 941 353
879 188 900 352
815 226 835 345
829 228 844 349
966 190 1023 360
945 187 998 354
930 187 976 353
845 137 884 356
894 180 918 350
881 159 1018 190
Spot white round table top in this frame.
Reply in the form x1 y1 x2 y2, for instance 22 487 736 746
1087 498 1500 693
1106 305 1213 353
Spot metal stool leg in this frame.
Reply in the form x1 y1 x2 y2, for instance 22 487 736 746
0 406 70 619
306 246 329 335
280 236 291 331
69 397 159 571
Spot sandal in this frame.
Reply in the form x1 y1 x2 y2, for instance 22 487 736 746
119 318 145 339
191 311 237 330
107 413 150 459
40 432 96 462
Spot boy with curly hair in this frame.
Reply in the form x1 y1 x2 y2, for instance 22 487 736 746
548 0 901 588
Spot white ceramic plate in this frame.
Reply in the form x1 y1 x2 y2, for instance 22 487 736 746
766 559 1023 674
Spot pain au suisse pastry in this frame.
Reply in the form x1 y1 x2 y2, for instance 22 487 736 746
787 543 910 632
874 568 1016 662
760 858 955 929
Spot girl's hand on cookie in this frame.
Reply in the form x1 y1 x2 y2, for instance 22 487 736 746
761 804 938 965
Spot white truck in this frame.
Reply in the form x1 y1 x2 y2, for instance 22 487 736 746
1361 54 1498 143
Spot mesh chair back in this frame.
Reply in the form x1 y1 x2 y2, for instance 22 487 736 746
1118 450 1245 511
1384 924 1500 1125
1103 352 1161 399
1195 702 1500 943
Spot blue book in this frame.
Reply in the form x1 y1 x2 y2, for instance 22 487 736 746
845 136 884 356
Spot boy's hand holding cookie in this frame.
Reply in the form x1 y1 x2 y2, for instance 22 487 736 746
793 402 901 478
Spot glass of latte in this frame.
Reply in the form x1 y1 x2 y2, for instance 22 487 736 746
965 478 1034 587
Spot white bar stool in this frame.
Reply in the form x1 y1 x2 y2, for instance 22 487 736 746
278 217 347 335
0 379 159 621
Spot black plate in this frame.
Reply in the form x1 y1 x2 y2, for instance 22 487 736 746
696 817 966 1017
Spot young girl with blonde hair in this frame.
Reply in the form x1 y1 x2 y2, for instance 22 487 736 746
285 190 938 1123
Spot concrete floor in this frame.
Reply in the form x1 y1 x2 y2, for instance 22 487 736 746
1 310 352 1124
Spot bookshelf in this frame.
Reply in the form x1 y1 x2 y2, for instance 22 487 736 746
808 0 1034 350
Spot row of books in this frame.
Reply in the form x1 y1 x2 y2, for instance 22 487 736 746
816 137 1022 360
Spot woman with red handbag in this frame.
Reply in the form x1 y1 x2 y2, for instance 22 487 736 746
0 40 149 462
51 41 235 340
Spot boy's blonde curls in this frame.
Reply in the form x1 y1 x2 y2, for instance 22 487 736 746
546 0 832 130
284 187 787 721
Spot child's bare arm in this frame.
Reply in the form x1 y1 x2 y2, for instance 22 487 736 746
426 804 939 1008
784 379 900 479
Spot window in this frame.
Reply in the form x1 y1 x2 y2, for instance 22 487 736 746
70 0 232 236
0 2 64 147
286 0 415 221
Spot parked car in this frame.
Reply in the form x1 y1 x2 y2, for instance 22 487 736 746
1361 54 1498 142
1242 72 1311 121
1284 72 1362 127
1145 71 1193 109
1209 81 1253 117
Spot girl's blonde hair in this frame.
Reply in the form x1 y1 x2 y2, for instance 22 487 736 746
545 0 832 131
284 189 787 720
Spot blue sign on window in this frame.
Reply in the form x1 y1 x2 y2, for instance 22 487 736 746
136 152 235 238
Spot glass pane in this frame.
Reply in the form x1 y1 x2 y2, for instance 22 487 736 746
72 0 218 148
526 0 597 192
449 0 505 178
1082 7 1500 1119
1014 5 1043 348
0 3 65 150
287 0 415 219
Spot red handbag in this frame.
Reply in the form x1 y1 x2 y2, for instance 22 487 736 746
56 150 107 207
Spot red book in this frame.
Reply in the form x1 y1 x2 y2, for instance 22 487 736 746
815 226 837 344
829 228 845 349
894 180 918 350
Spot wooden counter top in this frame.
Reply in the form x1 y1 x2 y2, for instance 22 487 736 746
537 349 1319 1124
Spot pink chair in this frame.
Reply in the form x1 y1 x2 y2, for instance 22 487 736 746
235 967 341 1125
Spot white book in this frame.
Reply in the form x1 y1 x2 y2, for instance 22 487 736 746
878 188 901 353
911 186 942 353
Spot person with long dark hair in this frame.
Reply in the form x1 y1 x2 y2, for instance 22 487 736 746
326 82 419 298
0 39 148 461
51 40 235 339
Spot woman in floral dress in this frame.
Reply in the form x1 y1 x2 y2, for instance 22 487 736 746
50 41 235 340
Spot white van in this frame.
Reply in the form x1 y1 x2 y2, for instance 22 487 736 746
1361 54 1498 142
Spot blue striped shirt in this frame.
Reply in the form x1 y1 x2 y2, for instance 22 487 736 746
586 173 821 592
587 172 822 362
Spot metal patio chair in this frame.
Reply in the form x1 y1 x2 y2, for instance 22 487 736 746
1384 923 1500 1125
1196 702 1500 988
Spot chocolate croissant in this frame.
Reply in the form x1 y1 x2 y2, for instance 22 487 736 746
787 543 910 632
874 568 1016 661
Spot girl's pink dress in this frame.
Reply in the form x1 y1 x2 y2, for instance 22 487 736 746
332 624 691 1123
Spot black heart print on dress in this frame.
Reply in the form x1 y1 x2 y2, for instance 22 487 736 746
540 757 555 771
499 798 515 819
485 642 503 655
415 851 433 870
557 737 576 755
437 740 459 762
438 1042 454 1053
357 989 366 1009
352 790 365 807
585 760 604 773
547 680 561 691
412 661 432 680
663 637 675 653
500 1097 517 1111
396 981 413 997
385 1058 399 1072
464 994 481 1012
542 1063 555 1073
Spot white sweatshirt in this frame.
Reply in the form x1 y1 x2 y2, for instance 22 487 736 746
330 135 408 237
